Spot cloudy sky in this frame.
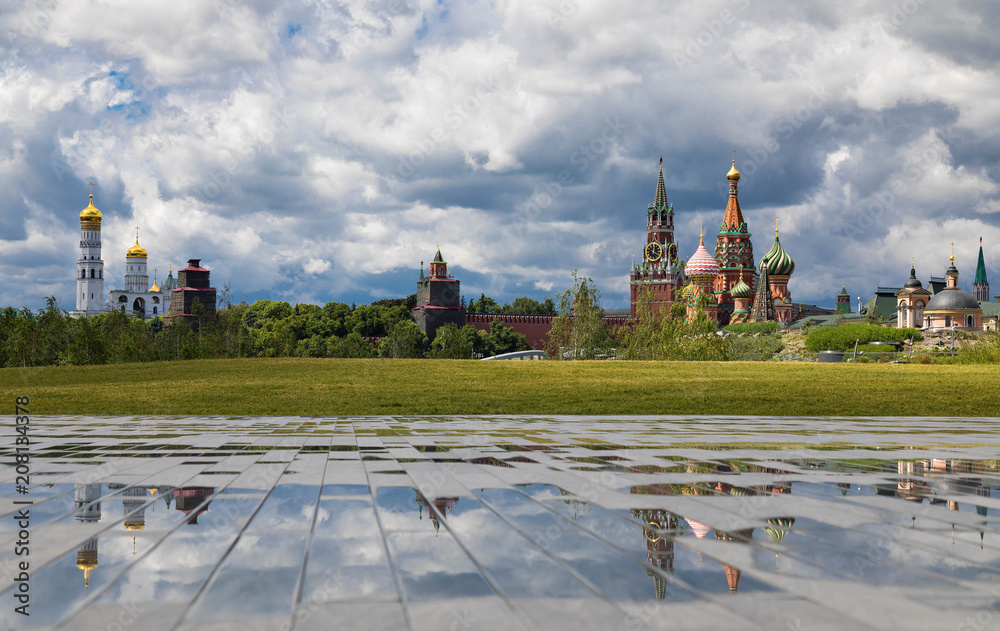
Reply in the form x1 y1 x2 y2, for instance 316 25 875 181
2 0 1000 311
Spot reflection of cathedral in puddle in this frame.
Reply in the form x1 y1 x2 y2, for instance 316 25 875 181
74 484 102 590
892 459 991 546
631 479 795 599
415 492 458 535
73 484 215 589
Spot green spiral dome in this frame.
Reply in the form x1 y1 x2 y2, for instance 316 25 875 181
731 275 752 300
761 234 795 276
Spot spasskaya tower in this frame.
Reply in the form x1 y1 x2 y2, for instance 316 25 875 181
629 157 684 316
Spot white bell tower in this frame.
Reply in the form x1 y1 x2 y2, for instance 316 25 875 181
71 183 106 317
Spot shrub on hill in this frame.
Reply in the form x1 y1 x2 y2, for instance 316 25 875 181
722 322 780 335
726 333 785 360
805 323 922 352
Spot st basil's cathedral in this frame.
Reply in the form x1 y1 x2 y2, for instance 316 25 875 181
629 156 797 325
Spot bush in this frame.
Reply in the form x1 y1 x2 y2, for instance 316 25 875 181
726 333 784 360
805 323 922 352
953 332 1000 364
722 321 780 335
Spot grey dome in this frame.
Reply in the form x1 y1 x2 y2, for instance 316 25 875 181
925 287 980 311
903 267 922 289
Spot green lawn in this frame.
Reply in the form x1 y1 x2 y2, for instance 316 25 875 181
1 358 997 416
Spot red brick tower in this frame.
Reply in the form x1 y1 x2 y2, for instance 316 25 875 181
713 157 755 324
167 259 216 331
413 247 464 342
630 158 683 316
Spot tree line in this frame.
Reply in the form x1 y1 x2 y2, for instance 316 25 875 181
0 296 533 367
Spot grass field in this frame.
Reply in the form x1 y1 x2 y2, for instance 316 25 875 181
1 358 998 417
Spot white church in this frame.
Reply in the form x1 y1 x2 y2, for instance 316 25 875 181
69 188 175 320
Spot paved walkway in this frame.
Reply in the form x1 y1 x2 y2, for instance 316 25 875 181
0 416 998 630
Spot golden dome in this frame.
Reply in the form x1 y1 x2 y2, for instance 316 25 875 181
126 227 147 258
76 550 98 570
123 521 145 531
126 240 147 258
80 194 102 224
726 159 741 181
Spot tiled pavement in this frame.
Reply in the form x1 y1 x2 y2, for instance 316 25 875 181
0 416 998 630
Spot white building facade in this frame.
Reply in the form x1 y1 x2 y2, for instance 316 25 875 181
108 229 172 319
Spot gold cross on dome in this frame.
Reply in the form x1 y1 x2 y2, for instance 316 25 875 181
135 226 140 243
88 182 94 195
950 241 955 263
774 215 780 235
698 221 704 238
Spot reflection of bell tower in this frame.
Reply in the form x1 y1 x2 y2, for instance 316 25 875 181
74 483 102 522
76 538 99 592
122 487 147 551
74 484 102 591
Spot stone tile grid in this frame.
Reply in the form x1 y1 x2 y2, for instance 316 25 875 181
0 417 995 630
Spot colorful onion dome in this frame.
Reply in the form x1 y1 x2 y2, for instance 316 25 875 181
686 519 712 539
686 236 720 279
731 273 752 300
761 233 794 276
726 159 741 181
80 194 102 224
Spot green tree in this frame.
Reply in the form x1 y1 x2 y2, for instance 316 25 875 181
378 320 428 358
500 296 557 315
327 332 378 358
484 320 530 356
468 294 500 314
546 270 612 359
430 323 476 359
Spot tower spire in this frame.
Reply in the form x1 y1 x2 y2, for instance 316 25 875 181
974 236 990 301
654 156 668 210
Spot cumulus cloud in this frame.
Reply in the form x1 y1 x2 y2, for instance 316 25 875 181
1 0 1000 311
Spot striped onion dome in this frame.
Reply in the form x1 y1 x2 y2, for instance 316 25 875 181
731 274 752 299
686 236 720 279
761 233 795 276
